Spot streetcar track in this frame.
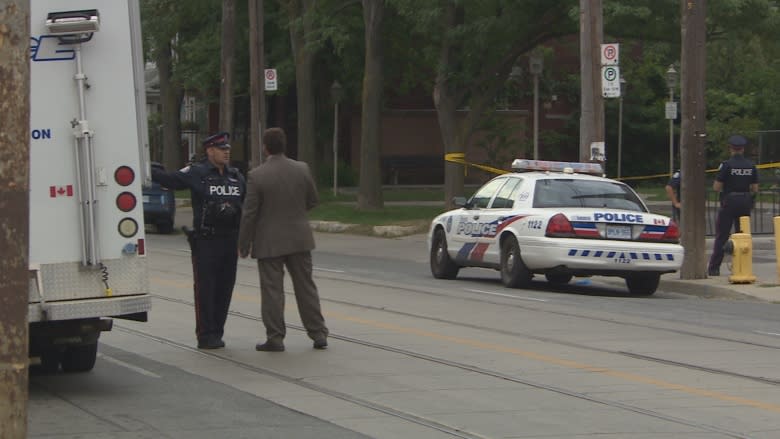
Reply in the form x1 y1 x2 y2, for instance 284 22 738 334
114 324 487 439
127 295 754 438
152 260 780 384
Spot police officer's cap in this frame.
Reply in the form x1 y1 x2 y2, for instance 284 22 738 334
727 134 748 149
203 131 231 149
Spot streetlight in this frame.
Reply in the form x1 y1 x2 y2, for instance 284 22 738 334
330 81 344 196
529 53 543 160
665 64 678 178
617 76 626 179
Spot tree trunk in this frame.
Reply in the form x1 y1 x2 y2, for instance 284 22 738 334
358 0 385 210
679 0 707 279
157 41 183 171
579 0 605 163
435 2 465 209
0 0 30 434
288 0 317 169
219 0 236 133
249 0 265 168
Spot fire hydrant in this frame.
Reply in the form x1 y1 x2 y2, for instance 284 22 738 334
724 216 756 284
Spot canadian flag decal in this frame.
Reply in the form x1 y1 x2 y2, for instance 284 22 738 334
49 185 74 198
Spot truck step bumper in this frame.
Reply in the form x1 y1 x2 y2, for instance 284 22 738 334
29 294 152 322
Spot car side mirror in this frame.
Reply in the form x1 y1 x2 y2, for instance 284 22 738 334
452 196 469 208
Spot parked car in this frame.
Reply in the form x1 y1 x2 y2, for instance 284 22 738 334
143 162 176 233
428 159 683 296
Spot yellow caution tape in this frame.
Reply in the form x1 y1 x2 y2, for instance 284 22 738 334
443 153 780 183
444 152 509 176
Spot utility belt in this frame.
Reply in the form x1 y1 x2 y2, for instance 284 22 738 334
193 227 238 239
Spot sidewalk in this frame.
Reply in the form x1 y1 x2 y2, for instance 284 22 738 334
171 207 778 302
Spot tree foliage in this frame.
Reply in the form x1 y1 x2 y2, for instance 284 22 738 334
139 0 780 183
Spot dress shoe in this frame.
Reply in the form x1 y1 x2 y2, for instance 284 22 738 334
255 341 285 352
708 267 720 276
197 337 224 350
313 339 328 350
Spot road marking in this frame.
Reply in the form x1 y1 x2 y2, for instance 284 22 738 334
315 267 346 273
465 288 548 302
755 331 780 337
98 353 161 378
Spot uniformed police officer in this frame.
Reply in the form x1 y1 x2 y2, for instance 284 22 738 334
665 169 681 224
152 132 246 349
707 134 759 276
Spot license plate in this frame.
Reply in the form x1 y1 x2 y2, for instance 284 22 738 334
142 195 150 203
606 225 631 240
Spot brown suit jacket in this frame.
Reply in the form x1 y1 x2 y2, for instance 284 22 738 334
238 154 318 259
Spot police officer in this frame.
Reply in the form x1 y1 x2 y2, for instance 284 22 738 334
665 169 681 224
707 134 759 276
152 131 246 349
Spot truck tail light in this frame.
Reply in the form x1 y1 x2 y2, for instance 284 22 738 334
116 192 136 212
114 166 135 186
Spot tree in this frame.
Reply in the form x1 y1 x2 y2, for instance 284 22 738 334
285 0 318 168
249 0 266 167
141 0 186 171
399 0 578 206
358 0 386 209
220 0 237 132
0 0 30 434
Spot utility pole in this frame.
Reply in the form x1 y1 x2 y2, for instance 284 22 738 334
248 0 265 168
219 0 236 134
0 0 31 436
680 0 708 279
579 0 605 163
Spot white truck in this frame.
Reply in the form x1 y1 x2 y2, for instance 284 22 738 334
28 0 152 372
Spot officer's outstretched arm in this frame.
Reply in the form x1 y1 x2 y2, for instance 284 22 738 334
152 167 195 191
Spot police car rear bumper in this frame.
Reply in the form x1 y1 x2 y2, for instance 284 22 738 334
520 238 684 273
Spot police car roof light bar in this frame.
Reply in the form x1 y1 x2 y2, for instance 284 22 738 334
511 159 603 176
45 10 100 36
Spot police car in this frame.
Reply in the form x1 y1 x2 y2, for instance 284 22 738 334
428 160 684 296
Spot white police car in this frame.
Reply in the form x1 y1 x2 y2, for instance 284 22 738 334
428 160 684 296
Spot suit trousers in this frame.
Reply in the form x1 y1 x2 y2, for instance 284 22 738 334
257 251 328 344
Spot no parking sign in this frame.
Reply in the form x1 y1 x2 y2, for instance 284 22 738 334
601 43 619 66
264 69 277 91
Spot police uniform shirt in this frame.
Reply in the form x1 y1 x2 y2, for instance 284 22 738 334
152 160 246 233
715 154 758 195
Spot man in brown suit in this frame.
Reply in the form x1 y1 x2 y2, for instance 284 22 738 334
238 127 329 351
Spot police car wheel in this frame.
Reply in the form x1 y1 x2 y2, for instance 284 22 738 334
545 273 573 285
430 228 460 279
625 273 660 296
500 236 532 288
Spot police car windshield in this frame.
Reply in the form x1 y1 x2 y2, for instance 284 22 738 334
533 179 646 211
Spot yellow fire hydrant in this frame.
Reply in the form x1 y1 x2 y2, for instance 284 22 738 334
724 216 756 284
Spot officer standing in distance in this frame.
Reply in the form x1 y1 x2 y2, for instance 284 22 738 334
665 169 681 224
707 135 759 276
152 132 246 349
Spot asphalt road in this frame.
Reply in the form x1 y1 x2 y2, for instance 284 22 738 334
29 230 780 439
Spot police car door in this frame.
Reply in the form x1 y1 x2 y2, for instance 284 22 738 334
479 176 524 265
452 177 507 265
